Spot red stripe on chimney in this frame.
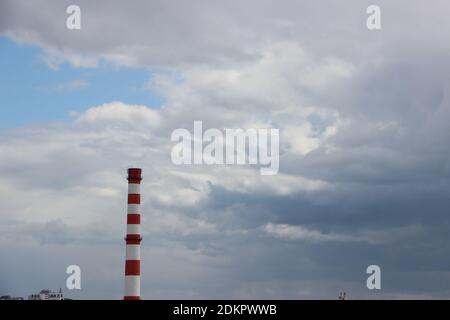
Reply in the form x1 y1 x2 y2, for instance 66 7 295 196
125 260 140 276
128 194 140 204
127 214 141 224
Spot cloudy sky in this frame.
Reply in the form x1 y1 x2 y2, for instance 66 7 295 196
1 0 450 299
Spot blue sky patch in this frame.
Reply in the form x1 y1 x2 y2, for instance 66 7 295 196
0 37 164 129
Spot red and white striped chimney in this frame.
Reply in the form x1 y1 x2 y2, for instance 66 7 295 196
124 168 142 300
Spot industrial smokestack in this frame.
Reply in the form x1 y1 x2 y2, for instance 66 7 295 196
124 168 142 300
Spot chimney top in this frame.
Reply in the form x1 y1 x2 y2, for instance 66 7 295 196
127 168 142 181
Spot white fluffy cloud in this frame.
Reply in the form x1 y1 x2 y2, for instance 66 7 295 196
74 101 161 128
263 223 357 242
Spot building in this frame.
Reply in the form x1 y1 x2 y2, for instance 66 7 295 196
0 295 24 300
28 289 64 300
